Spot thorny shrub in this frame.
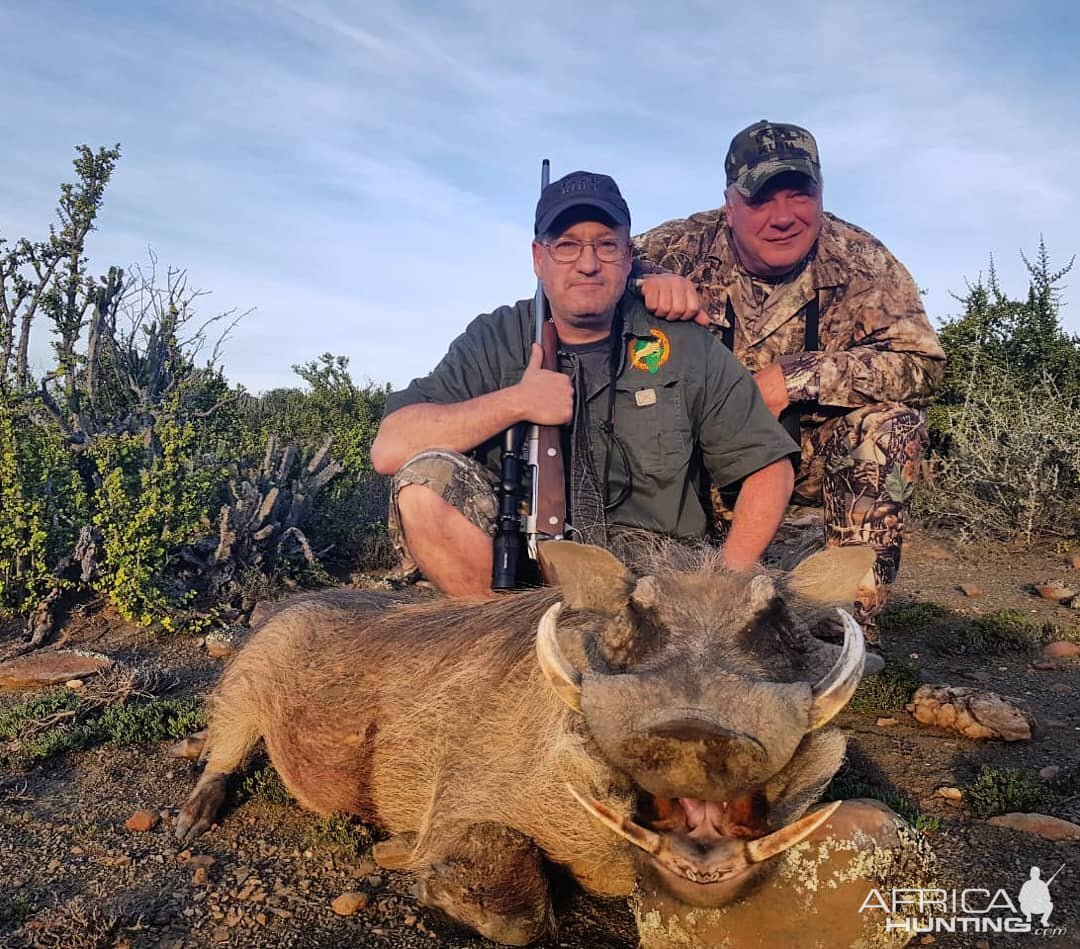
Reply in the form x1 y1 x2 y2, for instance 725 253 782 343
917 366 1080 543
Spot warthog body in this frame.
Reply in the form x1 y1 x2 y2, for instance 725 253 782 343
179 542 927 947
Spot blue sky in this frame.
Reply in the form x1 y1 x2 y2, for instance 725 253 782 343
1 0 1076 393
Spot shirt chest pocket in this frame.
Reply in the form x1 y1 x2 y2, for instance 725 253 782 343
613 379 692 479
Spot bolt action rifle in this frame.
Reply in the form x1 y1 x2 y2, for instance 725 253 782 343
492 159 567 590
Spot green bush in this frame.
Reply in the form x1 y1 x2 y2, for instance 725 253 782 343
304 814 370 858
0 689 206 765
238 353 392 568
921 242 1080 542
848 660 921 714
0 407 89 615
937 609 1060 654
965 766 1048 818
90 414 222 627
238 761 292 805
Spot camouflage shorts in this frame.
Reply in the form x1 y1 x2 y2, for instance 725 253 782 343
388 449 499 579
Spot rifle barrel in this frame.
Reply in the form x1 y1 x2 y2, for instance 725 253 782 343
534 158 550 344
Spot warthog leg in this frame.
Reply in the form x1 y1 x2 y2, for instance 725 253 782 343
175 670 262 844
412 822 555 947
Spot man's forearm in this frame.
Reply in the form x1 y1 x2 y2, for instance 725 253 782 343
722 459 795 571
370 389 525 475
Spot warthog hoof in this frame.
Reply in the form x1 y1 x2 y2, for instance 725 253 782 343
175 771 229 844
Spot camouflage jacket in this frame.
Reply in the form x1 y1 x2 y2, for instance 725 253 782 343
633 209 946 411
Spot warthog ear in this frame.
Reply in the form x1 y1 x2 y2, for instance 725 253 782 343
539 541 634 614
787 546 876 608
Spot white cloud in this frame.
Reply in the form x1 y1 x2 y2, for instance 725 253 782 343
3 0 1078 398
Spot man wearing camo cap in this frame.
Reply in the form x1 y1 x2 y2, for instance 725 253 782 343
633 120 946 640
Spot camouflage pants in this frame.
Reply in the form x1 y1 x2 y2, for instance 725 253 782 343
797 402 927 627
388 449 499 579
712 402 925 632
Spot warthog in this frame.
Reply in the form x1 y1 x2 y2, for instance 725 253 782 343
178 542 926 947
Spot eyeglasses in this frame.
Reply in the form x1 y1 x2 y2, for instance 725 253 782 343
541 238 628 264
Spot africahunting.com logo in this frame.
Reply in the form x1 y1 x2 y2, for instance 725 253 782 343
860 863 1067 937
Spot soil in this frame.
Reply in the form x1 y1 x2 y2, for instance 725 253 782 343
1 524 1078 949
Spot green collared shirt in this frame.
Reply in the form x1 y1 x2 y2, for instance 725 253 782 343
384 290 799 539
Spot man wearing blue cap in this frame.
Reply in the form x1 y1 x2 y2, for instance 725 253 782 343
371 171 799 597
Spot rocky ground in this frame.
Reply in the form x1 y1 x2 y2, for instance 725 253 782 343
1 523 1079 949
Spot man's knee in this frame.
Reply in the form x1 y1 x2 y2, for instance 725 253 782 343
397 482 459 531
845 402 927 461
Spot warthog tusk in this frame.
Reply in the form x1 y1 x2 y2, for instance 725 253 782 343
566 783 664 855
746 800 843 863
536 603 582 713
808 609 865 729
567 784 839 884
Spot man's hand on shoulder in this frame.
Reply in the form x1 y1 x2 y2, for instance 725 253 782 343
752 362 791 417
515 343 573 426
635 275 711 327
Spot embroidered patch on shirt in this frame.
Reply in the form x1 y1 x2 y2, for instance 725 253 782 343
629 329 671 375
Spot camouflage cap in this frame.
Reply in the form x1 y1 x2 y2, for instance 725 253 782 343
725 120 821 198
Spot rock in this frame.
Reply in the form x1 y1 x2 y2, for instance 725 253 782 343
1035 580 1075 602
957 583 984 597
204 630 239 660
193 866 210 886
0 650 113 689
212 926 230 944
1068 553 1080 570
1043 640 1080 659
967 669 993 683
1031 661 1060 671
66 678 84 690
1049 682 1072 694
906 684 1036 741
632 799 934 949
168 731 208 759
124 810 160 833
1039 766 1061 782
875 717 898 727
935 786 963 801
987 813 1080 840
332 891 370 916
188 854 216 870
